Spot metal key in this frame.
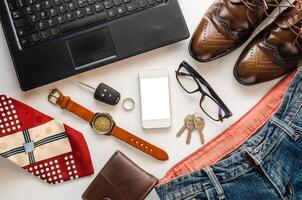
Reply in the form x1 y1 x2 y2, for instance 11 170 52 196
186 122 195 145
176 124 187 138
194 116 206 144
176 115 193 137
176 115 195 145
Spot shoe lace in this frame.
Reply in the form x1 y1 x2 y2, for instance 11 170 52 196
286 1 302 46
240 0 302 46
288 21 302 46
239 0 296 17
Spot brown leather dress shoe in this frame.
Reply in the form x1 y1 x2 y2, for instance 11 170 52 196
234 2 302 85
190 0 282 62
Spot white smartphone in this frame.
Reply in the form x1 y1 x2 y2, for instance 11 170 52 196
139 69 172 129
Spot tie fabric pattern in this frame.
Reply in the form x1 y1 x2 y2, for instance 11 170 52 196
0 94 94 184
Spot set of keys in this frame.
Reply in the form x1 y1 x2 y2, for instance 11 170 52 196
177 114 205 145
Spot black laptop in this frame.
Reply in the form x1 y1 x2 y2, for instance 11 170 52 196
0 0 189 91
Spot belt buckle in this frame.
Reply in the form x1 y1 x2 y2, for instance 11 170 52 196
48 89 62 105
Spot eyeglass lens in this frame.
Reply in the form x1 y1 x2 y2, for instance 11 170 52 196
177 66 226 121
177 67 199 93
200 96 226 121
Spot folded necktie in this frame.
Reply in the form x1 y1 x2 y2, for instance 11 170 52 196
0 94 94 184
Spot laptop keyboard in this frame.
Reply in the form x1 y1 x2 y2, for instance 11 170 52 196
7 0 166 48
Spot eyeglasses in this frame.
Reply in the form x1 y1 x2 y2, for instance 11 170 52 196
176 61 232 122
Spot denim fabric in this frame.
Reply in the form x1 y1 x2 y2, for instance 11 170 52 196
156 70 302 200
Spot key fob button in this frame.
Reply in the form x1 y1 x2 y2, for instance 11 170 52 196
94 83 120 105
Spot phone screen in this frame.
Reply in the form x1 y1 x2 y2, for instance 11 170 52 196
140 77 170 121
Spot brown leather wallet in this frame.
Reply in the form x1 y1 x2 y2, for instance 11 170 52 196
82 151 158 200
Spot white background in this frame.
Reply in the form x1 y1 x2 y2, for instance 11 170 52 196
0 0 281 199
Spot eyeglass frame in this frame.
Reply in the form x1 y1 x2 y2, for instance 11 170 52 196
175 61 233 122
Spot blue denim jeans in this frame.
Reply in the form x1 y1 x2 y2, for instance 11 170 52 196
156 70 302 200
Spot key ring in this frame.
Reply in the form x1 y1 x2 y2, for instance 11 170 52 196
122 98 135 111
193 112 203 118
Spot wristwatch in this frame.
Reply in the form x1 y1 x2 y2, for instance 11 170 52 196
48 89 169 161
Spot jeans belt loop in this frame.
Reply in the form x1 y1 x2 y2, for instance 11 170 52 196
270 116 300 141
203 167 226 200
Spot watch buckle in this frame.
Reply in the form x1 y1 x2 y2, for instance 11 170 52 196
48 89 62 105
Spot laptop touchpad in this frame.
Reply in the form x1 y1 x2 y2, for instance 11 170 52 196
67 28 117 70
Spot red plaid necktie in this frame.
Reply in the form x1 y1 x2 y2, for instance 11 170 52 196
0 94 94 184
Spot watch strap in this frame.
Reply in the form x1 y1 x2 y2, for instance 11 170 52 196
56 95 95 123
111 126 169 161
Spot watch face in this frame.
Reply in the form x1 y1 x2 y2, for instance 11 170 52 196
91 113 114 134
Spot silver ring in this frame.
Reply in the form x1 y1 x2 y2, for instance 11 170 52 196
122 98 135 111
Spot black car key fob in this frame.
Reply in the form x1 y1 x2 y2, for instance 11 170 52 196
79 82 121 105
94 83 120 105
